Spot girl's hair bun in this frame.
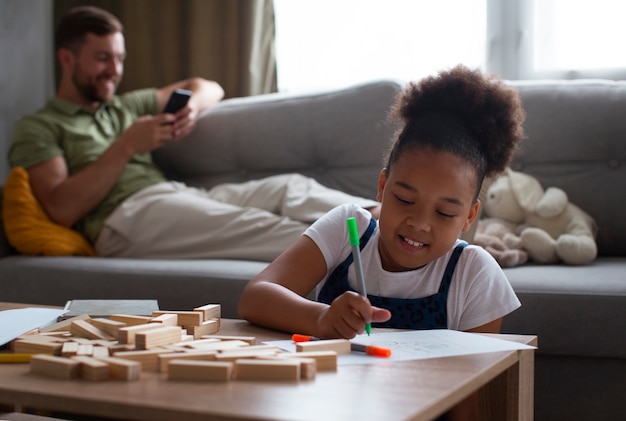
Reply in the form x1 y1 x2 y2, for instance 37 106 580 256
387 65 526 179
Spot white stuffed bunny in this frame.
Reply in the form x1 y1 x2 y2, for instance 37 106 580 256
482 168 597 265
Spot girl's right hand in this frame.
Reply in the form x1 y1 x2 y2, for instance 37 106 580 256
316 291 391 339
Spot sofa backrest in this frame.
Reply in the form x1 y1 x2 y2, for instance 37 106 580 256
507 80 626 256
153 80 403 202
155 78 625 257
3 79 621 258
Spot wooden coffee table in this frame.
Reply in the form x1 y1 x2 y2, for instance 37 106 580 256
0 303 536 420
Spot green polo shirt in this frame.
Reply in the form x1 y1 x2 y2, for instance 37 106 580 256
8 88 167 243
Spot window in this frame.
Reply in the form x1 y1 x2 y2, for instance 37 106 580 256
274 0 487 92
527 0 626 79
275 0 626 92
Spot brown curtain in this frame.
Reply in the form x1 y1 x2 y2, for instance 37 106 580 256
54 0 277 98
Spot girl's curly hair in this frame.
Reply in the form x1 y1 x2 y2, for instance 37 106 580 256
385 65 526 196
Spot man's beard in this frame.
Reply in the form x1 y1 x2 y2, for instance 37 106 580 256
72 71 117 104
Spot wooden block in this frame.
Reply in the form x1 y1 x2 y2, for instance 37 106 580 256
95 356 141 381
69 337 96 344
72 356 110 381
168 360 233 382
150 313 178 326
109 343 136 353
110 314 153 326
203 335 256 345
62 341 80 357
215 348 281 362
135 326 183 350
261 356 317 380
158 351 218 372
30 354 80 379
279 351 338 371
39 331 73 338
15 333 65 344
70 320 115 341
76 344 94 356
193 304 221 320
295 339 350 355
187 319 219 338
39 314 90 333
297 357 317 380
91 339 118 348
92 346 111 358
90 318 127 337
167 333 192 345
172 338 221 349
112 349 165 371
171 339 249 352
234 359 300 381
13 339 62 356
218 345 281 355
152 311 203 327
118 323 163 344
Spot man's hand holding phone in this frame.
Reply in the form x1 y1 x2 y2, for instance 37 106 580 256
162 89 194 140
163 89 192 115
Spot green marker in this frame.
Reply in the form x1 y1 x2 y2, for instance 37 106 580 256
347 217 371 335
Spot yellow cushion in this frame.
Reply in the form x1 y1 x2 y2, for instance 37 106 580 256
2 167 96 256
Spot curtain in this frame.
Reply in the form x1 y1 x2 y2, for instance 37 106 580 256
54 0 277 98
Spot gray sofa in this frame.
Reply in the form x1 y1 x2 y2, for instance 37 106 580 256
1 79 625 420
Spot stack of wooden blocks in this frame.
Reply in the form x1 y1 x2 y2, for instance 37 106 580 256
10 304 341 382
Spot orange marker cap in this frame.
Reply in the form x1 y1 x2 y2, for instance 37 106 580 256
292 334 315 343
365 345 392 358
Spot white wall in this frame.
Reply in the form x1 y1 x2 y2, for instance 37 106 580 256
0 0 54 182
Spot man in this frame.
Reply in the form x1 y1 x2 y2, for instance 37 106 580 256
9 6 378 260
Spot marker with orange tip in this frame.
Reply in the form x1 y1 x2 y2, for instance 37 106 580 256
292 334 391 358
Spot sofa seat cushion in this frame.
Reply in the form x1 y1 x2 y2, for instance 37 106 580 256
0 256 267 318
502 257 626 358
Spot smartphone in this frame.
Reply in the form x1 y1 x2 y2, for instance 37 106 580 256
163 89 192 114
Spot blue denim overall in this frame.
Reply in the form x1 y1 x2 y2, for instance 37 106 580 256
317 218 468 329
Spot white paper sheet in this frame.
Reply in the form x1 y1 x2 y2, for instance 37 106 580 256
266 329 535 365
0 308 67 346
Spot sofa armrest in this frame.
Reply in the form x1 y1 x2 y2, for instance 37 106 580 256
152 80 403 200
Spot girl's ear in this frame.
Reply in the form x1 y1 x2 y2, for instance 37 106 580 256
377 168 388 202
461 199 481 233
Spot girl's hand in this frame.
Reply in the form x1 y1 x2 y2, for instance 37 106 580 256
316 291 391 339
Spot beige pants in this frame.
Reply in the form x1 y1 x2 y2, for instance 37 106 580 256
94 174 378 261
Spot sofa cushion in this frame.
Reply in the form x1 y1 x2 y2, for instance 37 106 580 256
2 167 95 256
0 255 266 318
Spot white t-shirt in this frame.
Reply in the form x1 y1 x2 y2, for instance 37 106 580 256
304 203 521 331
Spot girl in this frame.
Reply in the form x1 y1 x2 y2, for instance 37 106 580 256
238 65 526 338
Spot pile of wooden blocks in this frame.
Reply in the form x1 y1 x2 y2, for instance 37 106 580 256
10 304 340 382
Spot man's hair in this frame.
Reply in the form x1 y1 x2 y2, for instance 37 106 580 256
55 6 123 53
